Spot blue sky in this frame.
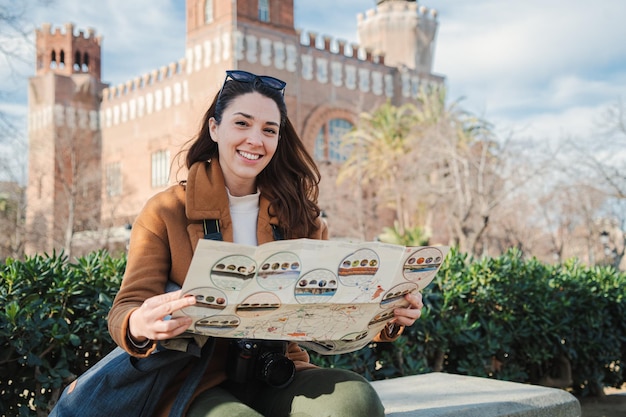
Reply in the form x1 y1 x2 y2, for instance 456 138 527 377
2 0 626 144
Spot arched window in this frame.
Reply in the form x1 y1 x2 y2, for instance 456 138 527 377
74 51 81 71
204 0 213 23
50 50 57 68
59 50 65 68
258 0 269 22
83 52 89 72
314 118 353 163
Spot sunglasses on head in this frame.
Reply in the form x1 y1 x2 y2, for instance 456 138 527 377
219 70 287 97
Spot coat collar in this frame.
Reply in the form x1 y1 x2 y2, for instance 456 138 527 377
185 159 229 221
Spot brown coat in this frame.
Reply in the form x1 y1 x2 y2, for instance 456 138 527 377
107 159 401 417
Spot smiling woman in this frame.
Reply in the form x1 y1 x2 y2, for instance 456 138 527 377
100 69 426 417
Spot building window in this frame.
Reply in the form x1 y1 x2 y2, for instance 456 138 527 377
106 162 122 197
204 0 213 23
73 51 81 71
258 0 270 22
314 128 325 161
314 118 353 163
151 149 170 188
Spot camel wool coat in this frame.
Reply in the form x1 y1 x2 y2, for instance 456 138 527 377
107 159 402 417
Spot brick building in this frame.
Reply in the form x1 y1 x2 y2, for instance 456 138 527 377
25 0 443 255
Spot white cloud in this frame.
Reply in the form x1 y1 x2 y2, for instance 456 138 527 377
423 0 626 148
435 0 626 78
507 105 605 141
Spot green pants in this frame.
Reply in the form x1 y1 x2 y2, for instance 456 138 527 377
187 368 385 417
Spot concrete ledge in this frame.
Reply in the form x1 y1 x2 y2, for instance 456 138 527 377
371 373 581 417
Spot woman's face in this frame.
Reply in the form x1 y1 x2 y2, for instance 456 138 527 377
209 92 280 196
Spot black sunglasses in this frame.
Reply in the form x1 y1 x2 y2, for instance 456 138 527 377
218 70 287 97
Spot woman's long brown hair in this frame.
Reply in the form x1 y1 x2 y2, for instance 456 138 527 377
177 75 321 239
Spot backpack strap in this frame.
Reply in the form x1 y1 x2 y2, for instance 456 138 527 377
167 339 216 417
203 219 222 241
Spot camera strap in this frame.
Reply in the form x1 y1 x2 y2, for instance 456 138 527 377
202 219 285 241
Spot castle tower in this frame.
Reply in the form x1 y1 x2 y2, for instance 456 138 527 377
357 0 438 74
35 22 102 78
25 23 107 255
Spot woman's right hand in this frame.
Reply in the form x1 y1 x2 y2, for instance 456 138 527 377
128 290 196 343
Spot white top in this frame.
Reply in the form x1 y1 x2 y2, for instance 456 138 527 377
227 188 260 246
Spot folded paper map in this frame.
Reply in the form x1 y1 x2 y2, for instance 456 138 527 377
174 238 449 354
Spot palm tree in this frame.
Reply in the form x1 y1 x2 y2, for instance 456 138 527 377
338 83 507 254
337 99 419 237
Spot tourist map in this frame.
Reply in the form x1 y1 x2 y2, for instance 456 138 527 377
174 238 449 354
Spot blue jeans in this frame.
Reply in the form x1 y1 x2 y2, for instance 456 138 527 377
187 368 385 417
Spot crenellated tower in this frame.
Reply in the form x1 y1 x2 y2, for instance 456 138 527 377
35 22 102 78
357 0 438 74
25 23 107 255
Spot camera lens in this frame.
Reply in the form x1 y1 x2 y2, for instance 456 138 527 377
257 351 295 388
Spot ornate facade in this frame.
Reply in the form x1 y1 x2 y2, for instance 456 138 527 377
26 0 443 255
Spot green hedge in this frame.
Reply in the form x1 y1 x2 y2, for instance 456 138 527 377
1 249 624 415
0 251 124 417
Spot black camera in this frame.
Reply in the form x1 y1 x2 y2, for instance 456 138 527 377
226 339 295 388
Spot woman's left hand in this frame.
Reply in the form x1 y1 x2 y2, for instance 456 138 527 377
391 292 424 327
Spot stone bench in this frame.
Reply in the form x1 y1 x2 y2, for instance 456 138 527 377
370 373 581 417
